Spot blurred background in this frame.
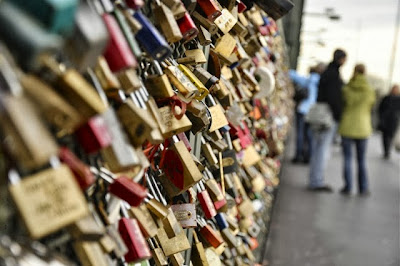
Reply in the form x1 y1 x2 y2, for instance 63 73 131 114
282 0 400 97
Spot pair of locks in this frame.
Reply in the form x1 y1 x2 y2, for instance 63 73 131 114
0 0 294 265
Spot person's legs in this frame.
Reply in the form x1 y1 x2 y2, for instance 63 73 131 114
382 131 393 158
294 112 305 161
303 122 312 162
341 137 353 192
356 138 369 193
308 123 337 189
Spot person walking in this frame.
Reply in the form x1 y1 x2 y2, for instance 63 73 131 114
378 84 400 159
308 49 346 192
339 64 375 195
289 63 325 163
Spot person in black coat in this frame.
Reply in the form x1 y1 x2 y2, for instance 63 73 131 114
378 84 400 159
308 49 346 192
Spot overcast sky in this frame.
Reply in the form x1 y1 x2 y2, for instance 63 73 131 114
296 0 400 92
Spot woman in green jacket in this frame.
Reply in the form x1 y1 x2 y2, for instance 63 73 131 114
339 64 376 195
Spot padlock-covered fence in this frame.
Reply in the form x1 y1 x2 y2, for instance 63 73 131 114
0 0 295 265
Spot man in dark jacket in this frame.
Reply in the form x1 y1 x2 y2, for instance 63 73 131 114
378 84 400 159
308 49 346 192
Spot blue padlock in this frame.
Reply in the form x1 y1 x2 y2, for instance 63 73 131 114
133 11 172 62
215 213 229 230
8 0 78 34
0 1 63 70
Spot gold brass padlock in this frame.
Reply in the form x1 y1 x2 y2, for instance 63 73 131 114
129 205 158 239
0 95 59 170
155 227 191 256
153 2 183 43
214 33 237 58
73 241 109 266
21 74 83 135
208 105 228 132
117 99 160 147
40 55 107 119
9 165 89 239
158 105 192 139
95 56 121 91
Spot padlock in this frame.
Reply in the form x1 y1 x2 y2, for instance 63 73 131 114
145 61 175 99
73 241 109 266
177 12 199 41
215 213 229 231
197 182 217 219
169 252 185 266
201 137 218 166
204 175 227 210
0 95 59 170
59 147 95 191
162 140 202 192
155 227 191 256
218 0 237 10
95 56 121 91
11 0 78 34
104 225 129 257
74 115 112 154
129 204 158 238
237 198 254 218
125 0 145 9
196 0 222 21
242 145 261 167
97 169 148 207
161 0 184 12
207 96 229 132
118 206 152 263
191 230 210 266
113 6 144 60
232 21 248 37
192 66 219 91
184 49 208 65
117 68 142 93
117 98 160 147
8 165 89 239
178 64 209 100
153 2 183 43
21 74 83 135
163 60 199 99
247 0 294 20
102 12 137 72
40 55 107 119
69 215 105 241
0 1 63 70
213 8 237 34
191 11 219 35
157 105 192 138
101 108 142 172
148 238 168 266
171 203 197 228
133 11 172 62
220 228 238 248
65 2 109 72
198 219 224 248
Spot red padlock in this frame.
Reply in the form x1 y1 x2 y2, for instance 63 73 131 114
124 0 144 9
238 1 247 13
177 12 199 42
108 176 148 207
102 13 137 72
196 0 222 21
75 115 112 154
197 182 217 219
118 217 152 263
198 219 224 248
59 147 95 190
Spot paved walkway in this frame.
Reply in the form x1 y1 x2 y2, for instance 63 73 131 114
263 133 400 266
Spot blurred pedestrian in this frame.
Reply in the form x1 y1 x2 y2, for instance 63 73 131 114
378 84 400 159
289 63 325 164
308 49 346 192
339 64 375 195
